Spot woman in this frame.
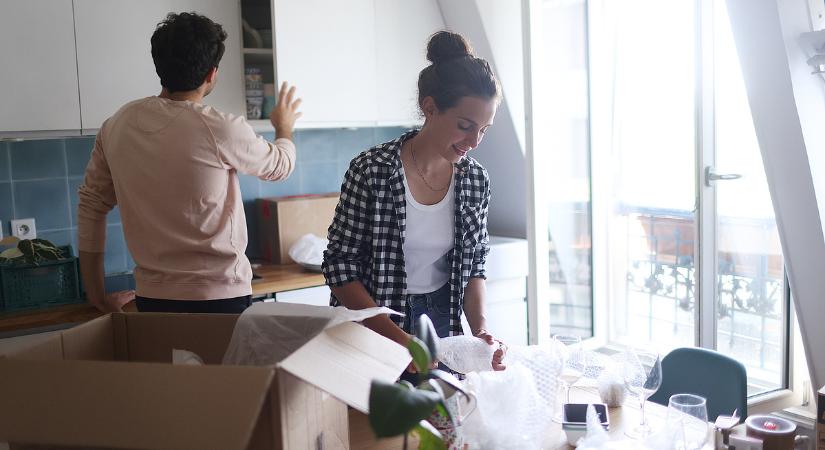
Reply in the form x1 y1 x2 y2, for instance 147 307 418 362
322 31 505 372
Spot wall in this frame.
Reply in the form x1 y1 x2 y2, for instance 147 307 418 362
0 126 405 290
438 0 528 239
726 0 825 391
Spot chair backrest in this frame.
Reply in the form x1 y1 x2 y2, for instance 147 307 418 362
648 347 748 420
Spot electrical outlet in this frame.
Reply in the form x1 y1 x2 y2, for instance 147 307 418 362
11 218 36 240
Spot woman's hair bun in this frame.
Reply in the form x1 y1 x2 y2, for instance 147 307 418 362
426 31 473 64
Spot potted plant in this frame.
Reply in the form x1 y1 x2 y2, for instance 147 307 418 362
368 315 473 450
0 237 64 265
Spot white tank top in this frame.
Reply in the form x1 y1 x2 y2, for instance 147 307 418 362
402 168 455 294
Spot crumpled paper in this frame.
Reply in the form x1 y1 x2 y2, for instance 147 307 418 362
222 302 403 366
288 233 327 266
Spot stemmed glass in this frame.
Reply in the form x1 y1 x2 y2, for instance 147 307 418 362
667 394 708 450
553 334 588 422
622 348 662 439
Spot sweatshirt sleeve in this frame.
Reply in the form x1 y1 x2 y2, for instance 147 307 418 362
77 132 116 253
208 112 296 181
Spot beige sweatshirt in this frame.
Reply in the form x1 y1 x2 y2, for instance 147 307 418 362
77 96 295 300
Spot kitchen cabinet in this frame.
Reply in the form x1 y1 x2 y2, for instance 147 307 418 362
272 0 377 128
243 0 444 130
73 0 245 132
374 0 444 126
0 0 82 135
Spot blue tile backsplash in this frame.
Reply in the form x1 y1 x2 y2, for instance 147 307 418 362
0 127 407 288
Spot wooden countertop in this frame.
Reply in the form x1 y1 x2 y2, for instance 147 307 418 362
0 264 325 335
251 263 325 295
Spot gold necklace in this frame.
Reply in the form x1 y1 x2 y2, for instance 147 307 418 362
409 139 450 192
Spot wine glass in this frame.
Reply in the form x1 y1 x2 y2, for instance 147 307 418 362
552 334 587 422
667 394 708 450
622 348 662 438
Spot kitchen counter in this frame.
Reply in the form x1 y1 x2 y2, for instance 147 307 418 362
0 263 325 335
251 263 325 295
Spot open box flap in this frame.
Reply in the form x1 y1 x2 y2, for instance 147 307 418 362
0 359 274 450
278 321 411 413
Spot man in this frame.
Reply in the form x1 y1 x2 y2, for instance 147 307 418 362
78 12 301 314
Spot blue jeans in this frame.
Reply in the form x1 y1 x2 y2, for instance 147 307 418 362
404 282 453 339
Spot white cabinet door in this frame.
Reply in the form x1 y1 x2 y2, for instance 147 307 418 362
273 0 377 127
374 0 444 126
0 0 81 133
74 0 244 131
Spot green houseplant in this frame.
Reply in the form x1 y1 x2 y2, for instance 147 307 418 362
368 315 471 450
0 238 64 265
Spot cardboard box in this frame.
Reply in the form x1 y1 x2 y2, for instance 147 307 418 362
257 193 339 264
0 312 409 449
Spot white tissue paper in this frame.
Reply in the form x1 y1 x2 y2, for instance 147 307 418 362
222 302 403 366
172 349 204 366
288 233 327 266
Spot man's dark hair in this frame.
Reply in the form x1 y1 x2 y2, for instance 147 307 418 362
151 12 227 92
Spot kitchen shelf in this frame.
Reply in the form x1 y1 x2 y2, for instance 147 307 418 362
243 47 273 65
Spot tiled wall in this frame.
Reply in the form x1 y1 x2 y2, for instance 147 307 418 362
0 126 405 288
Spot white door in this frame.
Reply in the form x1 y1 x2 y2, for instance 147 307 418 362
374 0 444 126
0 0 81 133
273 0 377 127
74 0 244 131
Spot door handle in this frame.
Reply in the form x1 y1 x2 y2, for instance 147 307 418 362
705 166 742 186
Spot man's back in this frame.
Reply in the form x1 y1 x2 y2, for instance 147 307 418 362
78 96 296 301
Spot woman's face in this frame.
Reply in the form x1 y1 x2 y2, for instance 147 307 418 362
423 96 498 163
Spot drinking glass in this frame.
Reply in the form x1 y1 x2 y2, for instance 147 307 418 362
553 334 587 422
667 394 708 450
622 348 662 438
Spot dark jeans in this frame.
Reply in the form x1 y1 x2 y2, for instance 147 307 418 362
401 283 453 383
135 295 252 313
404 282 453 338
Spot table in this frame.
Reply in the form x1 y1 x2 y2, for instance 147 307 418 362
349 384 715 449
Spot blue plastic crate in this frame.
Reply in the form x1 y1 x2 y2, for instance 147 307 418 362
0 246 83 312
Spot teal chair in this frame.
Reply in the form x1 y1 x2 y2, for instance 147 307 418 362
648 347 748 420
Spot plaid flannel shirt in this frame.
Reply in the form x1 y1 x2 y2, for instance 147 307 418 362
322 130 491 336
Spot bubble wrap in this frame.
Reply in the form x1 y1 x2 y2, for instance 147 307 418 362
437 335 496 373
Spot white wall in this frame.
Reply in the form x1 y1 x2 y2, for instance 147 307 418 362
726 0 825 391
437 0 528 238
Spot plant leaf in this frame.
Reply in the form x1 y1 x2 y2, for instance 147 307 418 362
0 247 23 259
368 380 441 438
416 314 440 360
407 336 432 376
17 240 36 264
413 420 446 450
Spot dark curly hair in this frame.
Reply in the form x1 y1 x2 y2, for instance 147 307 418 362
417 31 501 112
151 12 227 92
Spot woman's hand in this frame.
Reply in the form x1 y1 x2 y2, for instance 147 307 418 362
474 329 507 371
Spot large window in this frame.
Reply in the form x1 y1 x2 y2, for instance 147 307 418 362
530 0 789 396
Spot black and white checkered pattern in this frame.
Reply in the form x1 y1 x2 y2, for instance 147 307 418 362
322 130 490 336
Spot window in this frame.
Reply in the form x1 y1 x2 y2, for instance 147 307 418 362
528 0 790 396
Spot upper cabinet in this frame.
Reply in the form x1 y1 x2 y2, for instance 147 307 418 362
0 0 82 134
74 0 244 131
273 0 378 127
374 0 444 126
243 0 444 129
1 0 444 136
